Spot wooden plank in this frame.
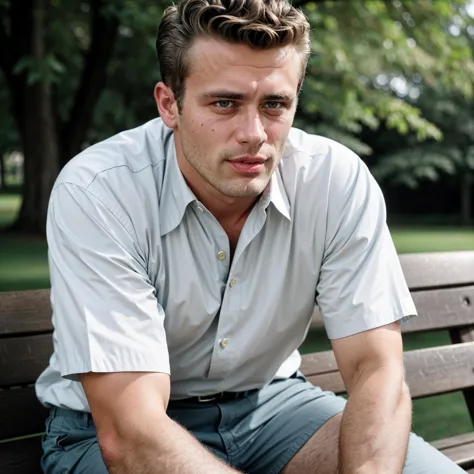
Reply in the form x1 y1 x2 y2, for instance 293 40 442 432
0 387 48 440
436 442 474 468
399 251 474 290
0 436 43 474
403 286 474 334
450 328 474 425
0 335 52 387
432 432 474 451
0 290 52 337
311 286 474 334
300 350 337 375
302 342 474 399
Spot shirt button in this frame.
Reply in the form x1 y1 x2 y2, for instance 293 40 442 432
220 338 229 348
196 204 204 212
217 250 226 260
229 279 237 287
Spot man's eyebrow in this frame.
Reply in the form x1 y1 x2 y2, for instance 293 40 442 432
201 91 295 101
262 93 295 102
201 91 247 100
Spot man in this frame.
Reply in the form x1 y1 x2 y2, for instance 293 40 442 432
36 0 464 473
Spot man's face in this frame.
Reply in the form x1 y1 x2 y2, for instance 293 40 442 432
168 37 301 199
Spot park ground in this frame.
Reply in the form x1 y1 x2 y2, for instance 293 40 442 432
1 193 473 442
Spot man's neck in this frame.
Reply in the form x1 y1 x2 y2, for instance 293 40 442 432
192 181 259 228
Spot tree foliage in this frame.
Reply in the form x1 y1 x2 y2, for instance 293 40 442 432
0 0 473 232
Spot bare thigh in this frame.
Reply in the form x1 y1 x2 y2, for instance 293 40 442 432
281 412 342 474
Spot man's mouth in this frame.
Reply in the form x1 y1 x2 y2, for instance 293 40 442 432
228 156 267 175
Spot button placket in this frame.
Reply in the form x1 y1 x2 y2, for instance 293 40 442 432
207 208 265 378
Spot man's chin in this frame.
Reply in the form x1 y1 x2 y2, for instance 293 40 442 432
219 179 269 199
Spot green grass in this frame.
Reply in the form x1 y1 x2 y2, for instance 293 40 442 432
0 194 49 291
391 227 474 254
1 193 473 442
0 194 21 227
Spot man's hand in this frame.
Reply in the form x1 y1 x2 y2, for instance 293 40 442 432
331 321 411 474
81 371 239 474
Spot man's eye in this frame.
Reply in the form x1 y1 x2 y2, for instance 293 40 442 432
265 102 283 109
214 101 234 108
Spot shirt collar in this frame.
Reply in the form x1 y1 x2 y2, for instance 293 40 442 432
159 139 197 236
262 167 292 221
160 140 291 236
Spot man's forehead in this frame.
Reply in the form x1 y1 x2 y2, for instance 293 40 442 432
188 36 300 72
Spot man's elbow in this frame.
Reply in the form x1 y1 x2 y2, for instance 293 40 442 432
96 411 171 468
97 429 123 468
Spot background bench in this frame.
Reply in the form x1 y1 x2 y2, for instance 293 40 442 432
1 250 473 473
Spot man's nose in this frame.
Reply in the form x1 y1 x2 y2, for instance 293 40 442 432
235 112 267 148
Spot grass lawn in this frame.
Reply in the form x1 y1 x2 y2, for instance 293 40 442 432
1 193 473 442
392 227 474 254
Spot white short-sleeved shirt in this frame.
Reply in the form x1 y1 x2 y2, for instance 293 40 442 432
35 118 417 412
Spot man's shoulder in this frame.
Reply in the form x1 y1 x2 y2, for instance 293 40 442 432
54 118 172 192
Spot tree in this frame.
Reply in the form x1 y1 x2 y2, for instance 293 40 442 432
371 4 474 225
0 0 122 231
0 74 18 190
0 0 473 233
294 0 474 156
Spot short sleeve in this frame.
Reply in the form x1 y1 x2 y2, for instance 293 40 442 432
316 149 417 340
47 183 169 380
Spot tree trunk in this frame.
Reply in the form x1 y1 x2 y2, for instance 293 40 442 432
10 0 59 234
460 171 472 227
0 152 6 191
60 0 120 165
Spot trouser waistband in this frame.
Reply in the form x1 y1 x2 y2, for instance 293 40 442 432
50 406 93 421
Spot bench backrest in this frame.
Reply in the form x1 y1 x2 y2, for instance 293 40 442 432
0 250 473 473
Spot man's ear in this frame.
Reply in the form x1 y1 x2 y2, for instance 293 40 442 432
154 82 179 128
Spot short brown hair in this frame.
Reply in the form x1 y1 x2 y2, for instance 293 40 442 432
156 0 311 110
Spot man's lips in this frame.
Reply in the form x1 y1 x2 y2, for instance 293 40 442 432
227 156 267 175
228 156 267 164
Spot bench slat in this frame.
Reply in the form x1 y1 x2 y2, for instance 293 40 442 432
436 442 474 469
302 342 474 399
0 387 48 440
405 286 474 333
0 335 52 387
432 432 474 451
0 290 52 337
399 251 474 290
431 432 474 468
312 285 474 334
0 436 43 474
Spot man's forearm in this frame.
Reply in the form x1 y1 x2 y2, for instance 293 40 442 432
338 366 412 474
104 414 239 474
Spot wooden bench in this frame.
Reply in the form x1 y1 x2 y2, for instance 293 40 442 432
1 250 473 473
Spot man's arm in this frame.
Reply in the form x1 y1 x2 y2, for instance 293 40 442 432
81 371 239 474
331 321 411 474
